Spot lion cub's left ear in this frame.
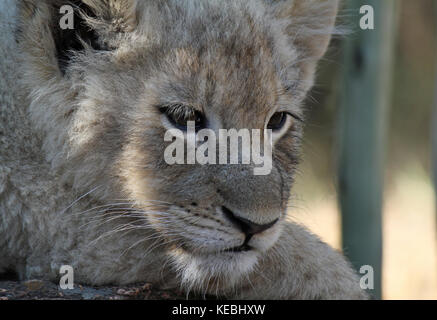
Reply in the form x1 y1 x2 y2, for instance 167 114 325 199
17 0 138 76
265 0 340 61
80 0 138 34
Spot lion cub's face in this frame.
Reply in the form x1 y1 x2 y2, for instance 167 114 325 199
18 0 338 291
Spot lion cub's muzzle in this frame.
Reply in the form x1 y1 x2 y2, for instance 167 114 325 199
220 206 279 252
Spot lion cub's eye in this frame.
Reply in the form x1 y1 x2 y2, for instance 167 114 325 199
267 112 288 131
159 104 206 131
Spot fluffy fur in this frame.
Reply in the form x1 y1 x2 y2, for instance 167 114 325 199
0 0 367 299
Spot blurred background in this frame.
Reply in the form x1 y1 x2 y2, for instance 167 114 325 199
290 0 437 299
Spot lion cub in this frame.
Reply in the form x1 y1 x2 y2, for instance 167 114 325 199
0 0 367 299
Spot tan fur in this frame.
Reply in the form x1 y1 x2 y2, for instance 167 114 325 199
0 0 368 299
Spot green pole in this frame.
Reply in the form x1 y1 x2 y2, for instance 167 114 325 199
338 0 397 299
432 3 437 242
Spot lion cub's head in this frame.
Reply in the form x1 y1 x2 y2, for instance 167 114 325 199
17 0 339 292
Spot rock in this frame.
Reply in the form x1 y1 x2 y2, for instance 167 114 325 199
0 279 187 300
23 280 44 291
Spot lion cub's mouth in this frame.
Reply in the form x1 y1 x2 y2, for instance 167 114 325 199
223 243 252 253
222 234 254 253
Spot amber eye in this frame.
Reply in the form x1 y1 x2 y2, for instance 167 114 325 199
159 104 205 131
267 112 288 131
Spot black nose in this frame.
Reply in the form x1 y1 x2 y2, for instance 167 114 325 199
222 206 278 237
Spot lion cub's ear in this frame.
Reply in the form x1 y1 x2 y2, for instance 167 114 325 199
18 0 138 75
80 0 138 33
266 0 340 61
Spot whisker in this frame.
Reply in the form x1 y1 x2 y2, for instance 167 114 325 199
59 185 102 215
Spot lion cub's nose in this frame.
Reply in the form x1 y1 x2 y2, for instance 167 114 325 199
221 206 278 236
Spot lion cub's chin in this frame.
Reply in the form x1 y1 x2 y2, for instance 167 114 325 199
170 248 260 294
168 224 283 293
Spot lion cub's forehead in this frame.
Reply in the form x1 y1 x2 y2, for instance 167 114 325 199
177 45 279 121
129 2 284 122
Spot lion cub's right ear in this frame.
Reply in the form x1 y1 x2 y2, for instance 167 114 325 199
17 0 138 76
265 0 340 62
